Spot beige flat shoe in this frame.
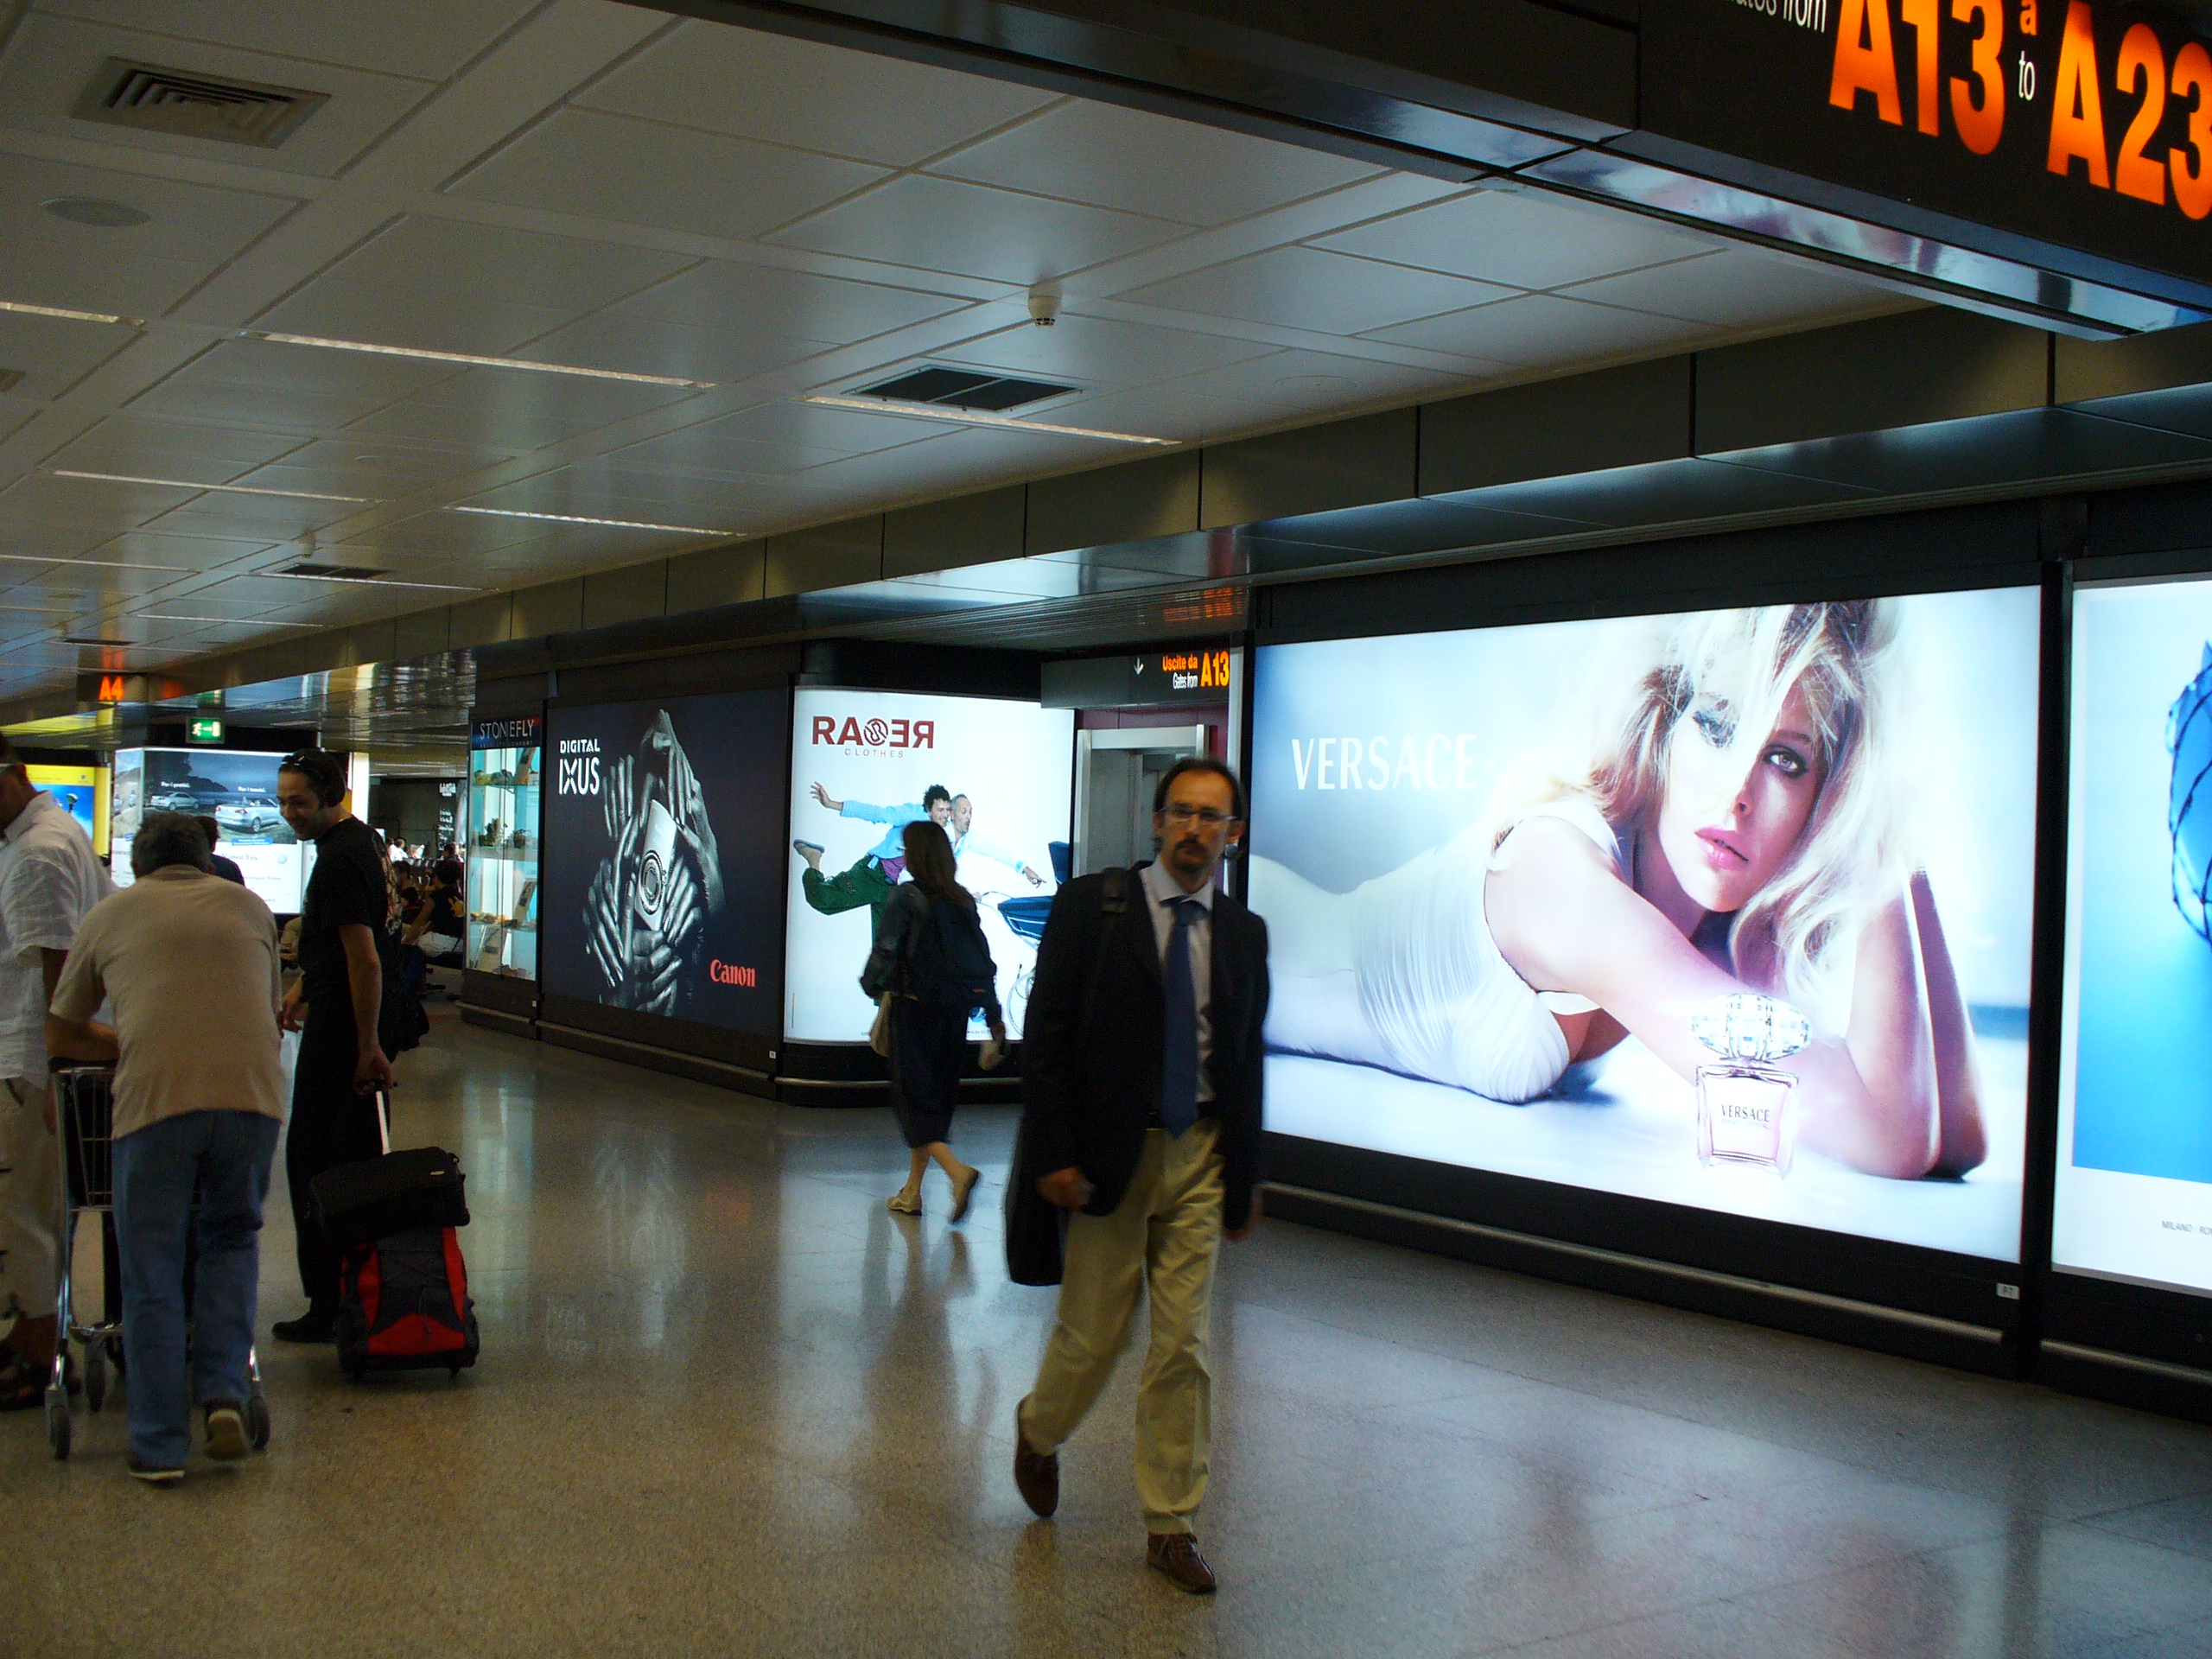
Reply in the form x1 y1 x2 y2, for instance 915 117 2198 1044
887 1192 923 1215
950 1165 981 1224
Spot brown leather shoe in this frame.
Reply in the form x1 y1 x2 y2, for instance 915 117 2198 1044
1013 1407 1058 1518
1147 1531 1217 1593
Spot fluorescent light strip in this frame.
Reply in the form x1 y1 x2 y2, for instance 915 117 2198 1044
139 614 315 627
0 299 139 327
445 505 734 536
246 331 710 390
48 469 370 504
0 554 176 571
803 394 1174 446
257 570 479 591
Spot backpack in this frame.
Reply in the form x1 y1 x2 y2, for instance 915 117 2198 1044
906 893 997 1013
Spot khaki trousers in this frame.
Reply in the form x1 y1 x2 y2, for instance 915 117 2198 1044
0 1076 57 1322
1020 1121 1224 1534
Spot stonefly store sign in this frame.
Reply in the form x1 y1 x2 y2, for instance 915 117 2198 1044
469 713 542 751
1643 0 2209 296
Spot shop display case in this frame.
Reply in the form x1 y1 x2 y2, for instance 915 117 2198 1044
467 721 541 982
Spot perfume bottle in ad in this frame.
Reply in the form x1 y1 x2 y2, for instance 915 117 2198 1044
1692 994 1813 1176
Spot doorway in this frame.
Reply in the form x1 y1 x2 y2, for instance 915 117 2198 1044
1075 725 1207 875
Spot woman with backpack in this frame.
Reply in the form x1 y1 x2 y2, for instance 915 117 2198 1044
863 818 1007 1220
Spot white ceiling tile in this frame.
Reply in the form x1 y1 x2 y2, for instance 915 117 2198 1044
0 14 442 178
231 438 511 498
1557 247 1901 329
577 22 1054 166
1311 190 1722 290
46 416 306 477
86 530 280 570
1049 346 1480 441
41 0 538 80
300 217 696 319
0 471 196 536
1362 293 1717 365
128 338 455 432
927 315 1279 388
612 260 972 343
613 401 951 475
768 175 1186 283
145 490 368 538
447 109 888 241
1118 245 1517 335
252 277 590 359
346 366 702 448
0 311 137 401
517 312 835 387
929 101 1380 226
331 512 557 556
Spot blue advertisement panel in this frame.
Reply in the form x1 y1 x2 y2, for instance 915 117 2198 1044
2056 578 2212 1295
1249 589 2039 1261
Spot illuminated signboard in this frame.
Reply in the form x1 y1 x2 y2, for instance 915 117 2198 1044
186 717 224 745
1141 647 1234 698
1641 0 2208 306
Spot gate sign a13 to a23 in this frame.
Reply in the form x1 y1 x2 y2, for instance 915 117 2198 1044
1642 0 2212 303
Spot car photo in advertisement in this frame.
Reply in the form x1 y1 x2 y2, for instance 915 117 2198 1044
2057 577 2212 1296
109 747 306 913
785 690 1074 1044
539 690 785 1035
1249 590 2039 1262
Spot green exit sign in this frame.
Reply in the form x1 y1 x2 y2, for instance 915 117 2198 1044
185 717 224 746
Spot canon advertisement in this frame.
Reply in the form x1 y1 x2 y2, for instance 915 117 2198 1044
2056 578 2212 1296
539 690 787 1036
109 747 306 913
784 690 1073 1044
1249 589 2040 1261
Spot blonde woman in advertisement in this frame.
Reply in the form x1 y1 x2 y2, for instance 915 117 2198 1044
1251 601 1986 1180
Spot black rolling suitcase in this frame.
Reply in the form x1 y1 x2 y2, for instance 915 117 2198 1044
310 1094 479 1379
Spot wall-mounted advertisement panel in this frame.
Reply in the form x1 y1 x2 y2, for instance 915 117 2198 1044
28 764 103 855
109 747 305 913
539 690 787 1036
2056 578 2212 1297
785 690 1074 1044
1250 589 2040 1262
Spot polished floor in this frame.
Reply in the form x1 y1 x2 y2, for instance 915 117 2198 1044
13 1015 2212 1657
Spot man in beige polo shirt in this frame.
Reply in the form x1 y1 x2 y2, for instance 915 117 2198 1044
48 813 285 1484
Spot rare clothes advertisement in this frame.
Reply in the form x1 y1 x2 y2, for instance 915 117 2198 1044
784 690 1073 1044
539 689 787 1036
1249 589 2040 1261
2056 578 2212 1296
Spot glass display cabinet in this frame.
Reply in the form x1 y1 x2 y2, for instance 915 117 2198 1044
466 715 542 983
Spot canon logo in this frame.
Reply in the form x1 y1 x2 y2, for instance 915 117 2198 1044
709 960 757 987
810 715 935 749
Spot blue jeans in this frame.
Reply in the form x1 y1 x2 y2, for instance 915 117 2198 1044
112 1111 281 1468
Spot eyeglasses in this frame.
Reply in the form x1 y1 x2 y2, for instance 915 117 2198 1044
1160 804 1237 826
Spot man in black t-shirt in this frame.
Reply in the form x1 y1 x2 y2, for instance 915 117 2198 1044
270 750 392 1344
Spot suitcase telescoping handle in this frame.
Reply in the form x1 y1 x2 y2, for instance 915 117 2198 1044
374 1088 391 1156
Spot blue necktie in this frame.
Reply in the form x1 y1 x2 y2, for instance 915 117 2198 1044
1160 896 1204 1137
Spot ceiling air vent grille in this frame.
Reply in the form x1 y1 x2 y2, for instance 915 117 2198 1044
855 366 1077 413
279 563 384 581
65 635 131 647
73 59 327 149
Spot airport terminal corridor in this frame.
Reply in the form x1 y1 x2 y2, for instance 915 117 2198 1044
10 1014 2212 1659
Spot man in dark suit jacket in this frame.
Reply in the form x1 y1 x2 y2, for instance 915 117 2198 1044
1012 757 1269 1595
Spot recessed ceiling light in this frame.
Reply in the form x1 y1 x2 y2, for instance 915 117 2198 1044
444 505 735 535
0 299 140 327
243 332 711 390
46 468 370 504
42 196 149 228
802 394 1173 445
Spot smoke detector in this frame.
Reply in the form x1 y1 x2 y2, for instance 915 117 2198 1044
1027 283 1062 327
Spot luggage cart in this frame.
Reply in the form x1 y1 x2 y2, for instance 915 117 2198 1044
45 1063 270 1461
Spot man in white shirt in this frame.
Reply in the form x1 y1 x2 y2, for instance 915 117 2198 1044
0 736 111 1408
949 794 1046 888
